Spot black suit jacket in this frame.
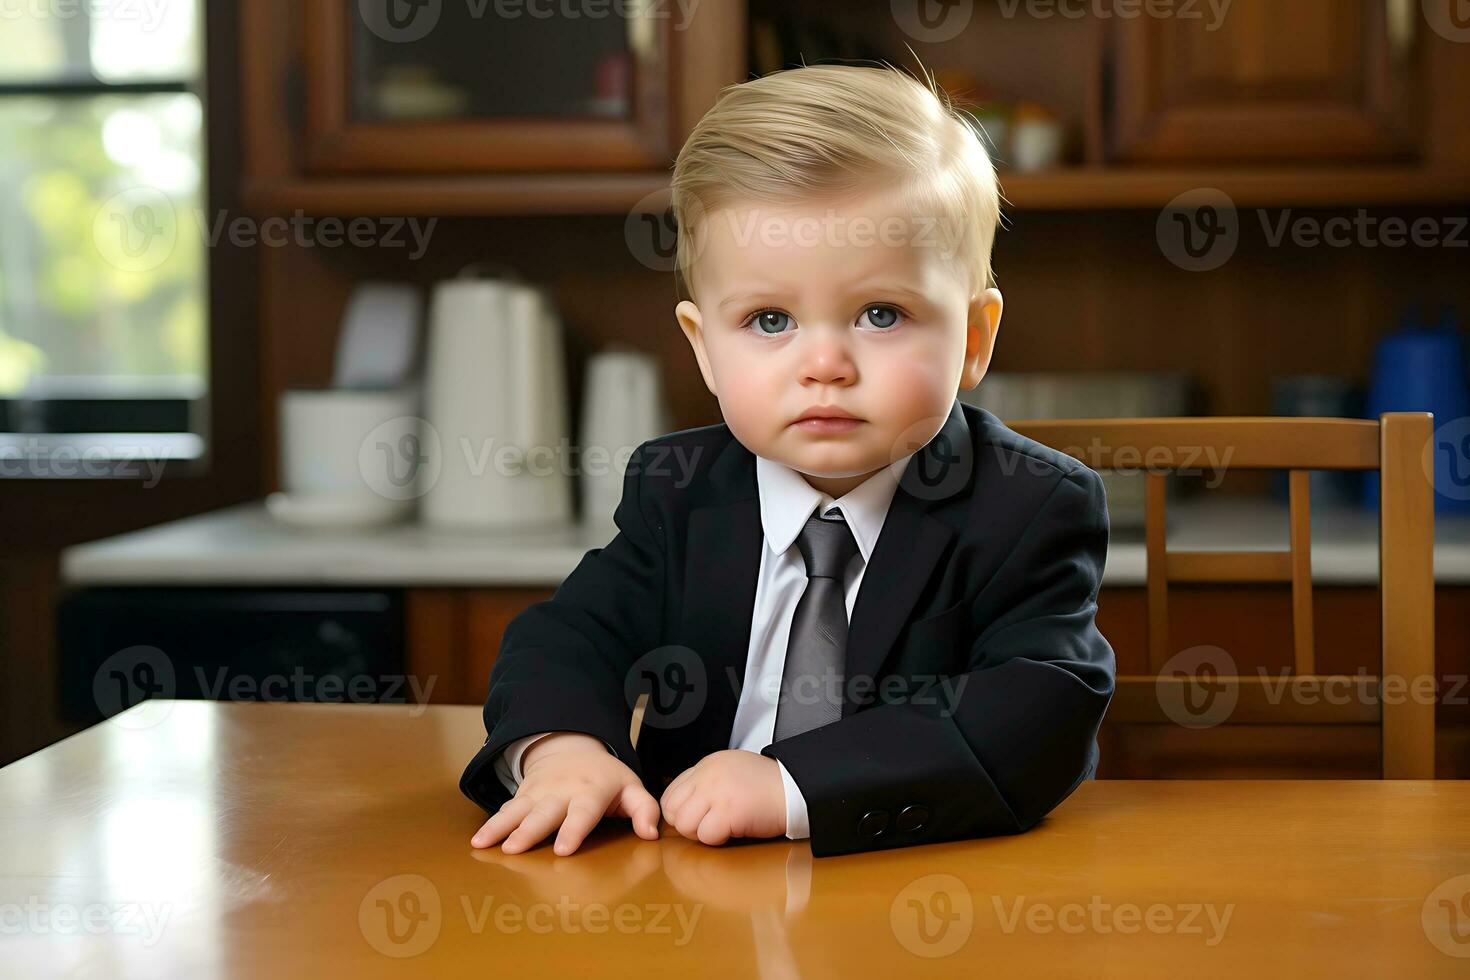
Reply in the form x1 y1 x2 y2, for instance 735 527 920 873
460 400 1115 857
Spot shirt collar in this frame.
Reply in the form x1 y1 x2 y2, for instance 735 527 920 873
755 451 916 563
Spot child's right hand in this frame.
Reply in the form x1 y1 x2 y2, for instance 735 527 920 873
469 732 662 856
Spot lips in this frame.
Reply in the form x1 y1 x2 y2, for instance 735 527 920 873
793 406 861 424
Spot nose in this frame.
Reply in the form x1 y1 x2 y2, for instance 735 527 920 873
799 325 856 386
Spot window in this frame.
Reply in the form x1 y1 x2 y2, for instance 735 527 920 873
0 1 207 476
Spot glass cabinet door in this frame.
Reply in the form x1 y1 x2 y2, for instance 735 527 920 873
305 0 675 173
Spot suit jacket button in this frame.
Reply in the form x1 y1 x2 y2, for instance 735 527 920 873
857 810 889 838
896 805 929 833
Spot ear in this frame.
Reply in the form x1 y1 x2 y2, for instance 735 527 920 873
675 300 718 397
959 288 1003 391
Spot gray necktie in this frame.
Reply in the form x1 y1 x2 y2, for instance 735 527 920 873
773 510 860 741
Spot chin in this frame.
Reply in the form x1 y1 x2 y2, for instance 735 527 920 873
785 447 882 479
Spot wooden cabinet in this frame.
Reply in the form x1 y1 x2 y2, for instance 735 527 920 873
240 0 744 210
1109 0 1421 163
302 0 678 173
237 0 1470 212
405 587 554 705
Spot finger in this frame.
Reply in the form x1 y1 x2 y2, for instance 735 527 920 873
673 797 711 840
660 768 695 813
501 797 568 854
552 799 606 856
696 808 731 846
471 798 532 848
660 779 695 823
620 785 662 840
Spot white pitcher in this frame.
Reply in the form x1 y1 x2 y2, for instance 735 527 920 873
419 272 572 528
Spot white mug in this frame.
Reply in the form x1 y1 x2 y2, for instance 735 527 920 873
277 387 421 523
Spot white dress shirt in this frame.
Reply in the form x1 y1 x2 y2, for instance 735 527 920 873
494 447 916 841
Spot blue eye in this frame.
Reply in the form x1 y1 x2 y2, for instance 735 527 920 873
741 304 907 335
862 305 901 329
746 310 793 335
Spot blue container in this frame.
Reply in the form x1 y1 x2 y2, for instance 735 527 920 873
1362 311 1470 514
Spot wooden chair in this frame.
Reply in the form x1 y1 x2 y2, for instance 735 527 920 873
1009 414 1436 778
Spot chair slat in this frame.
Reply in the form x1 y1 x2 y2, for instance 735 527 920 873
1111 675 1387 728
1010 417 1380 469
1112 675 1381 725
1378 413 1436 778
1145 472 1169 673
1289 470 1316 675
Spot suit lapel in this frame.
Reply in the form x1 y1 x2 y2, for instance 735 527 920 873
842 400 974 713
680 438 762 751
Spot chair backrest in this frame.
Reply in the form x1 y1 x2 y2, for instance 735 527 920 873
1009 414 1436 779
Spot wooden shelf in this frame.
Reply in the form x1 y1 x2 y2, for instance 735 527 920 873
999 167 1470 210
243 166 1470 217
242 172 674 216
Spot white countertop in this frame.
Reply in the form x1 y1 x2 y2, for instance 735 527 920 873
60 498 1470 588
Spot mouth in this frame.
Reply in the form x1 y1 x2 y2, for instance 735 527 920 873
792 405 862 424
790 407 865 432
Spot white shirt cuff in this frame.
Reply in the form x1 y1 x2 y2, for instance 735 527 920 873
777 761 810 840
493 732 616 793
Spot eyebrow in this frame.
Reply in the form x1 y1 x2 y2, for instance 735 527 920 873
717 284 927 310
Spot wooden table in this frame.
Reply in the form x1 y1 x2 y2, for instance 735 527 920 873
3 702 1468 978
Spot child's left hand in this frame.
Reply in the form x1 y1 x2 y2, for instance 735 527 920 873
659 750 787 845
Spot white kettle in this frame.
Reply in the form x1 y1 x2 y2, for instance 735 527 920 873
419 270 572 528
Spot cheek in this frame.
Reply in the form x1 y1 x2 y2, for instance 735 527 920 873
706 336 781 428
864 331 959 412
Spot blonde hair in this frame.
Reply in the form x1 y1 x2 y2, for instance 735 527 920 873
670 63 1001 305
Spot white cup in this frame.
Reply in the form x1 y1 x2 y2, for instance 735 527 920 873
276 387 421 525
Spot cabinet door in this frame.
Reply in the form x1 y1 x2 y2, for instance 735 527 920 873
303 1 678 173
1109 0 1421 163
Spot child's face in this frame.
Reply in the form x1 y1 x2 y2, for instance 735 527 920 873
675 184 1003 497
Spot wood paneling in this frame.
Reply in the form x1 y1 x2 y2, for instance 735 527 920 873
405 587 555 706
